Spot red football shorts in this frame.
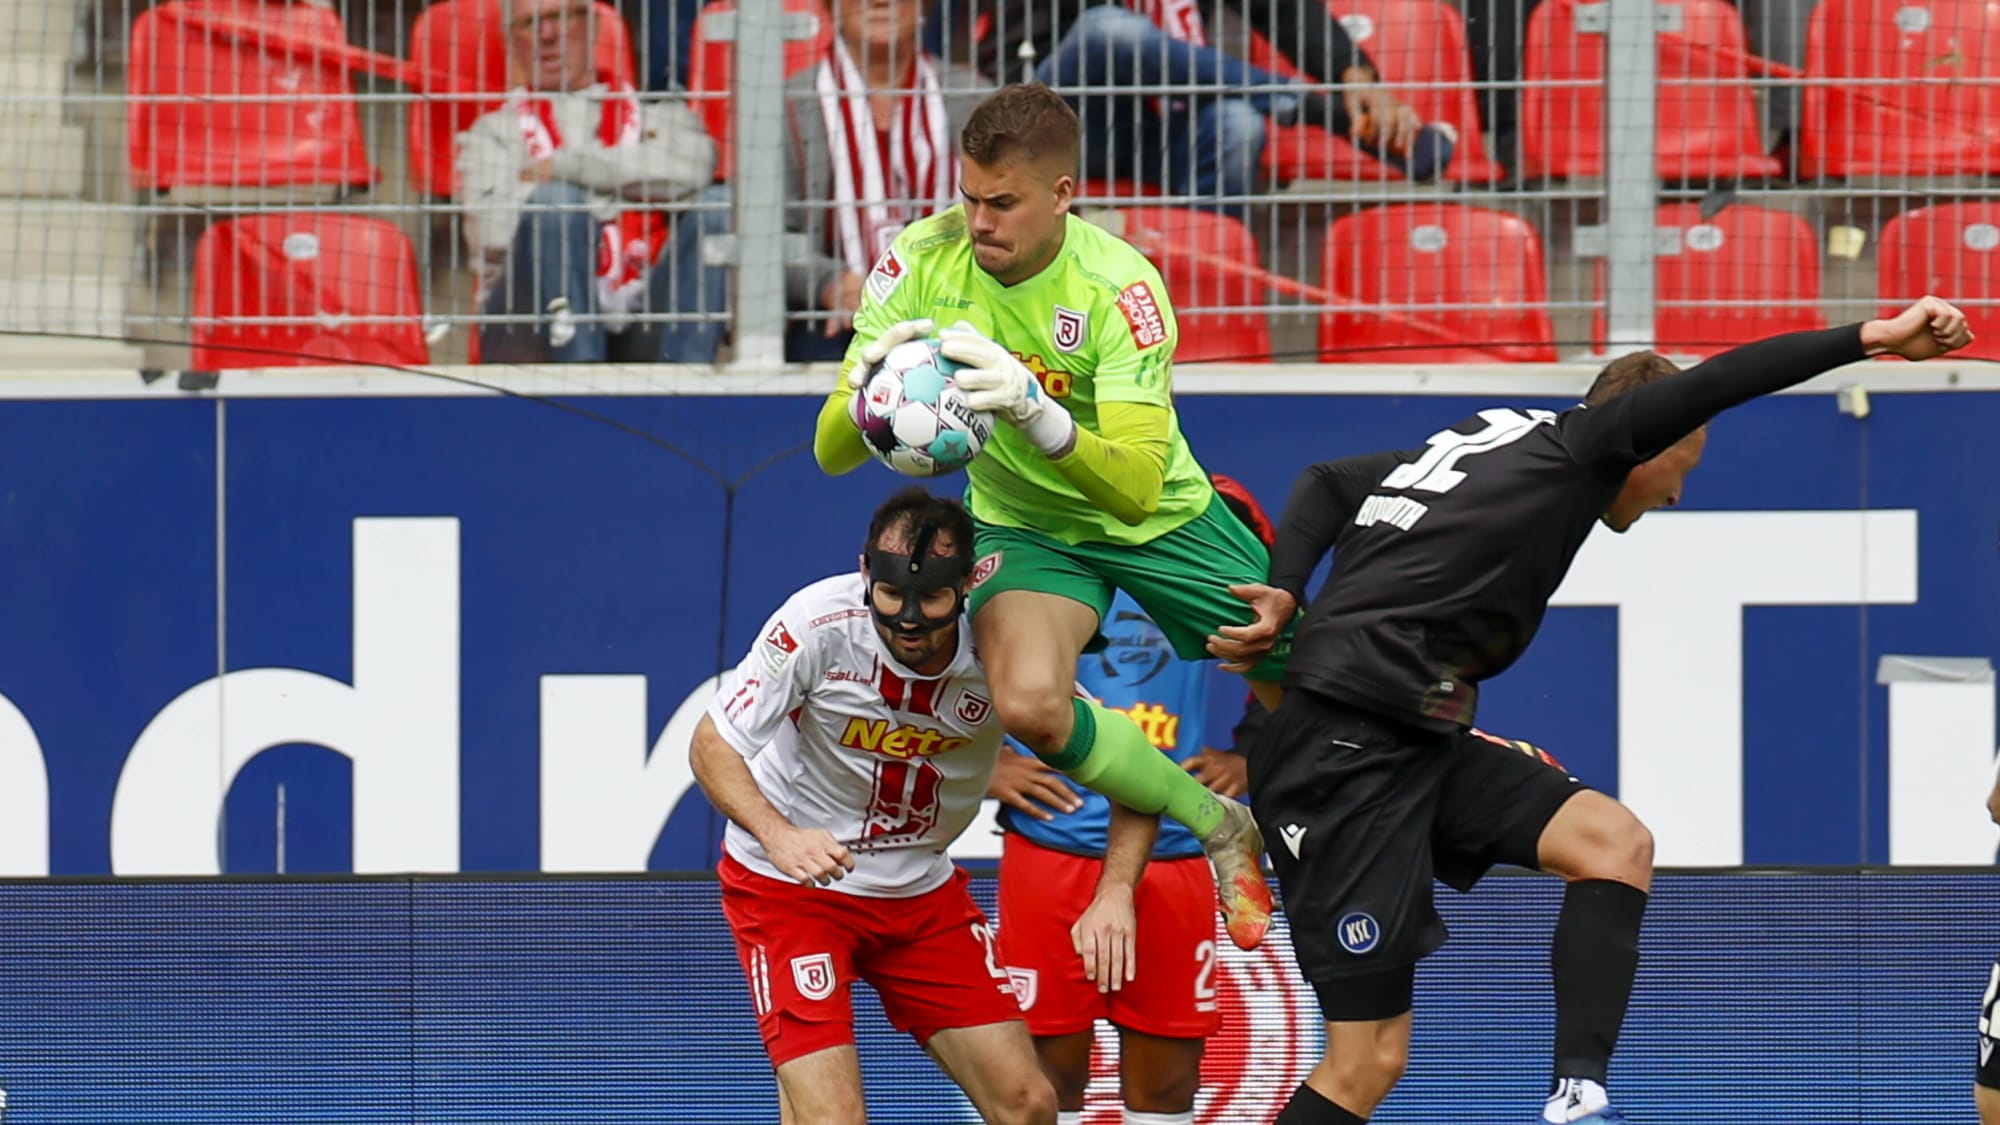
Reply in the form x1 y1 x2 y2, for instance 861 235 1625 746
719 854 1025 1067
996 834 1223 1040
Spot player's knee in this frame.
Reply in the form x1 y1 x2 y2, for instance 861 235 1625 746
1587 802 1654 881
1623 813 1656 874
988 1072 1059 1125
990 676 1075 754
1545 794 1654 884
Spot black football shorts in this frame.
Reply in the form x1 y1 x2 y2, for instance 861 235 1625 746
1247 690 1587 996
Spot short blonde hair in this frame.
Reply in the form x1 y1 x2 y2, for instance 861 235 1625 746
961 84 1081 177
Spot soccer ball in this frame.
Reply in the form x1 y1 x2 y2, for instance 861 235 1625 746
855 339 996 477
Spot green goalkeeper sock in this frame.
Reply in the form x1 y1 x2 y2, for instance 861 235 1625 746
1042 698 1226 838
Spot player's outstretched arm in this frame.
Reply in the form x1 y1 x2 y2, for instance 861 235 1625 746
1600 297 1973 469
690 713 855 886
814 388 873 475
814 318 939 475
1862 296 1974 359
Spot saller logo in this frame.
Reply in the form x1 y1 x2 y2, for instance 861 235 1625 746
1116 282 1167 348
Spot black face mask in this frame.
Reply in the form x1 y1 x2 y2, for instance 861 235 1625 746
863 522 970 637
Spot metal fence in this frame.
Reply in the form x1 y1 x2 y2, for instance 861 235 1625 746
2 0 1997 372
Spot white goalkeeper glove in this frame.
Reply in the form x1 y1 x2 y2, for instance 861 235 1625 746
846 318 936 390
940 322 1077 457
846 318 935 431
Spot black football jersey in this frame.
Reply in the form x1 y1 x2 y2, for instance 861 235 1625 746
1270 325 1870 731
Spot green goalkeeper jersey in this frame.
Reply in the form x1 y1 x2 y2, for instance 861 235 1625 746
845 207 1213 547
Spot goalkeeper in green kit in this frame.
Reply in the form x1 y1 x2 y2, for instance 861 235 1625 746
812 83 1293 950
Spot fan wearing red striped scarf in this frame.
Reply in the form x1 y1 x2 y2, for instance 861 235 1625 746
645 0 989 364
816 24 959 294
458 0 717 363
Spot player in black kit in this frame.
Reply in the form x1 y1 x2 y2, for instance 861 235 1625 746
1205 297 1973 1125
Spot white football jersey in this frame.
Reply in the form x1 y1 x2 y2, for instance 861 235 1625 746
707 573 1002 897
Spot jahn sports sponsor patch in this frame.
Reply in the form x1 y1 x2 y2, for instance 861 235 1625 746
1116 282 1167 349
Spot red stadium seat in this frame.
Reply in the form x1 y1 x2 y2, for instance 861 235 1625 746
1591 203 1825 357
127 0 377 192
1110 207 1273 361
1875 203 2000 361
1799 0 2000 178
687 0 833 181
407 0 638 198
194 214 430 369
1321 0 1505 183
1319 202 1556 362
1522 0 1778 181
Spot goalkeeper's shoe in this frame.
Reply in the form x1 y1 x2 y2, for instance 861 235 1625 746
1201 799 1272 950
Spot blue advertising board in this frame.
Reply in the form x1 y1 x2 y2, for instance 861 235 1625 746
0 871 1987 1124
0 381 1992 876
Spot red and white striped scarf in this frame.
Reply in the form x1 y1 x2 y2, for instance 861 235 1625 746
815 40 959 276
509 81 669 326
1127 0 1207 45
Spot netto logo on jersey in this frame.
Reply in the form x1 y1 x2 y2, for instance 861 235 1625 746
1012 352 1072 398
1108 702 1179 751
838 718 970 759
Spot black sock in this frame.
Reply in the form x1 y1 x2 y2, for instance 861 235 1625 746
1274 1082 1367 1125
1551 878 1648 1083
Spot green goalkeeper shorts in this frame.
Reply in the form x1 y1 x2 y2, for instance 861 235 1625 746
966 494 1294 681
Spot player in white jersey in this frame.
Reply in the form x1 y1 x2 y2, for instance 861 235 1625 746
692 487 1149 1125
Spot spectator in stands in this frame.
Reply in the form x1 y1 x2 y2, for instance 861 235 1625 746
459 0 718 363
654 0 989 363
962 0 1451 213
628 0 705 92
1462 0 1541 179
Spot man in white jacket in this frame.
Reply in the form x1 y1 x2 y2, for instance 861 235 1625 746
655 0 989 365
457 0 718 362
